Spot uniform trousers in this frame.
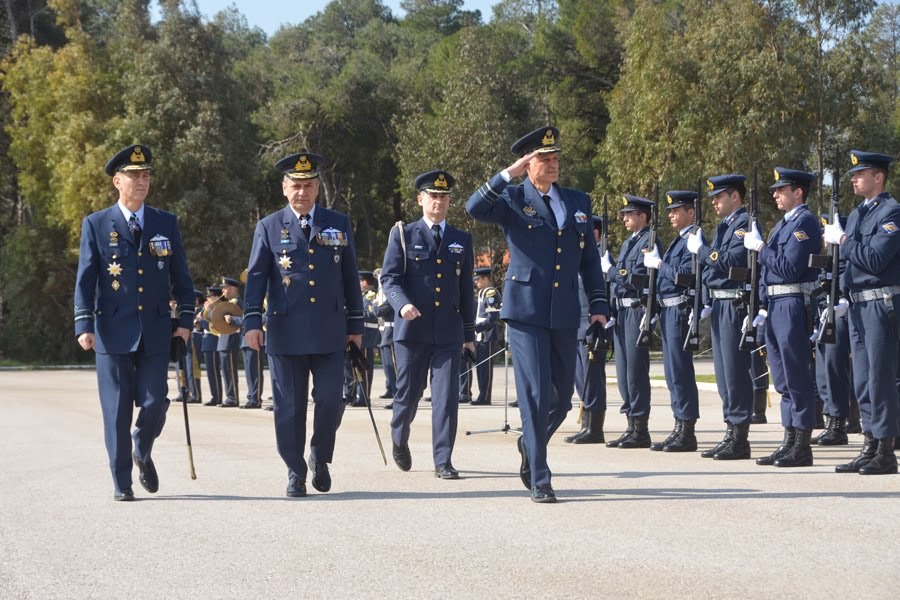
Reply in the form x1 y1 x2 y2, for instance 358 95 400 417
765 296 817 430
815 314 852 417
848 296 900 438
660 306 699 420
710 299 753 425
612 306 651 417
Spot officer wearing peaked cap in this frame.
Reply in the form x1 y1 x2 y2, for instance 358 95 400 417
601 195 661 450
74 144 195 500
467 126 609 503
824 150 900 475
686 174 758 460
744 167 822 467
243 150 364 497
381 169 475 480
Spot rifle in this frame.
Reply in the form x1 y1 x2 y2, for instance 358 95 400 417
683 177 705 352
809 159 841 344
636 187 660 348
736 166 760 352
600 195 614 360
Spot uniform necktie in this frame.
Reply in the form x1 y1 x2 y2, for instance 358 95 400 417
128 214 142 247
432 223 442 248
299 214 311 238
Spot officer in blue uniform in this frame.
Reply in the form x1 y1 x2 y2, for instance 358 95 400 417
471 267 502 405
199 286 223 406
824 150 900 475
743 168 822 467
243 151 364 497
345 271 379 406
224 282 266 410
686 174 756 460
467 126 609 503
217 277 243 407
601 195 660 449
373 267 398 403
74 144 194 501
381 170 475 480
643 191 700 452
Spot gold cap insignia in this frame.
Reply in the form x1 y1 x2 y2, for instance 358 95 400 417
130 147 146 164
773 169 780 181
542 129 556 146
850 153 859 166
707 180 715 191
622 196 628 207
294 155 312 172
434 174 448 189
666 194 673 205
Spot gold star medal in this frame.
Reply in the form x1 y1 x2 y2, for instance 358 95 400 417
278 255 293 270
282 275 291 287
107 261 123 277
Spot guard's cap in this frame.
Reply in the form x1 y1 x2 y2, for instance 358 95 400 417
510 126 561 156
206 286 222 296
706 174 746 197
591 215 604 229
770 167 815 190
473 267 494 278
414 170 455 194
620 194 655 213
665 190 698 210
105 144 153 176
222 277 240 288
848 150 895 174
359 270 377 286
193 289 206 300
275 152 323 180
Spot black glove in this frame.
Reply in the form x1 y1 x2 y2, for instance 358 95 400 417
346 342 369 378
462 347 476 363
170 336 186 363
584 321 608 362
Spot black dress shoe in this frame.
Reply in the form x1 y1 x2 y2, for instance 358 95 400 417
264 405 274 411
286 475 307 498
113 488 135 501
379 392 393 399
434 463 460 479
349 399 368 408
383 402 393 410
308 458 332 492
517 435 531 490
132 453 159 493
470 400 491 406
531 484 557 503
508 401 518 408
203 399 220 406
220 400 238 408
240 401 261 409
392 443 412 471
187 398 202 404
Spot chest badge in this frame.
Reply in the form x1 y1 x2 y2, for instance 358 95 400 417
574 210 588 224
278 255 293 270
107 261 123 277
448 242 464 254
523 206 536 217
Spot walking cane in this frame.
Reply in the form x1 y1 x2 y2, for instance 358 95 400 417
176 351 198 480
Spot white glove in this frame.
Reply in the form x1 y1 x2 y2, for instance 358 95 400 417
743 223 764 252
604 316 616 329
823 213 845 245
834 297 849 318
600 251 612 274
752 309 767 328
700 305 712 320
650 314 659 326
686 231 703 254
642 247 662 270
809 326 819 343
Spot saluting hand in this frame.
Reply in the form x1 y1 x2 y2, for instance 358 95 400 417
505 150 540 179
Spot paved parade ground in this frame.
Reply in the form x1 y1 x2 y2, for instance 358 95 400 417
1 366 898 599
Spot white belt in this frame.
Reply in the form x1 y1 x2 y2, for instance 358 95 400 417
615 298 642 309
767 282 817 297
709 289 742 300
365 323 379 329
659 296 686 308
849 286 900 303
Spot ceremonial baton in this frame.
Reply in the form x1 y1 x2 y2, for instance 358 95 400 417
348 343 388 465
176 353 198 480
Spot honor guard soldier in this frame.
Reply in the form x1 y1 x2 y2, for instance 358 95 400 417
824 150 900 475
467 126 609 503
381 170 475 480
243 151 364 497
744 168 822 467
601 195 660 449
74 144 195 501
199 286 224 406
471 267 502 405
686 174 757 460
344 271 379 406
217 277 243 407
373 267 399 403
643 191 701 452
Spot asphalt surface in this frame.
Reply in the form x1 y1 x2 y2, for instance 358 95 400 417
1 365 898 599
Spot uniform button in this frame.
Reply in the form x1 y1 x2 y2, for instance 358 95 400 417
137 251 142 257
512 276 517 281
528 225 533 229
112 255 117 259
437 273 442 279
556 248 561 253
434 301 440 307
436 287 441 292
558 231 563 237
309 280 315 286
309 264 315 270
138 287 144 292
310 297 316 303
555 265 560 271
553 282 559 288
437 259 442 264
309 249 314 254
138 305 143 311
138 269 144 275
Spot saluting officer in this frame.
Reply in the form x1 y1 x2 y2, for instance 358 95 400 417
686 174 756 460
642 191 701 452
243 151 364 497
601 195 659 449
74 144 194 501
217 277 243 408
743 168 822 467
824 150 900 475
471 267 502 405
467 126 609 503
381 170 475 480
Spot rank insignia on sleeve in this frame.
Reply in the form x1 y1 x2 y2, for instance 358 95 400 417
278 255 293 270
107 261 123 277
735 229 745 238
793 231 810 241
448 242 464 254
523 206 537 217
882 222 898 234
574 210 588 223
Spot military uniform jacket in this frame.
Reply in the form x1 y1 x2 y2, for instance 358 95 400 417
607 227 662 303
698 207 752 301
474 286 502 343
74 204 194 355
362 289 380 349
758 205 821 306
840 194 900 291
243 205 364 355
381 219 475 345
467 174 609 328
656 229 693 299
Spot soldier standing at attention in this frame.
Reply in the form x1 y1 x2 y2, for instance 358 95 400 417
74 144 194 501
467 126 609 503
470 267 502 406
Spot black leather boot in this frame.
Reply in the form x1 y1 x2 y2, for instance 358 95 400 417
814 403 825 429
846 398 861 434
663 418 697 452
858 437 898 475
651 420 682 451
714 423 751 460
572 411 606 444
756 427 795 466
619 416 651 448
774 428 813 467
835 433 878 473
701 422 733 458
606 416 635 448
751 389 768 424
815 417 848 446
564 411 590 443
